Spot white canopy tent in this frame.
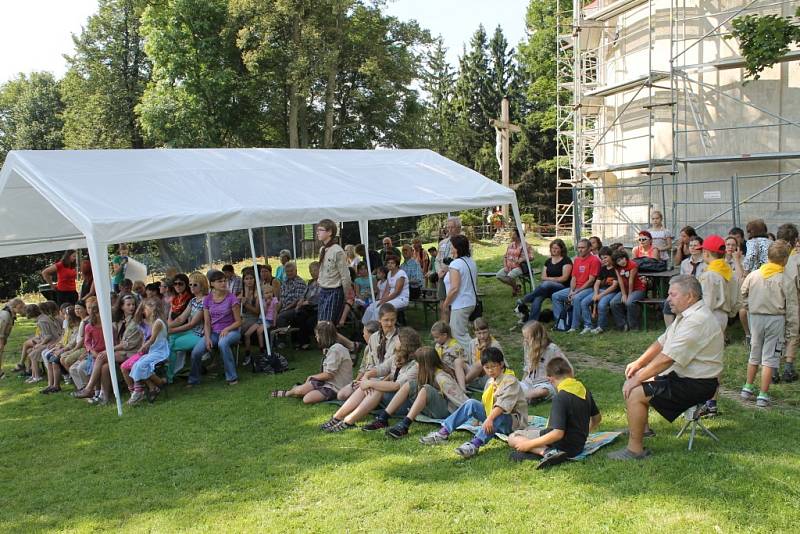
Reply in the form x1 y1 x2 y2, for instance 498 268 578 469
0 148 533 415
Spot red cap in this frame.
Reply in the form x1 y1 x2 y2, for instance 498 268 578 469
703 235 726 253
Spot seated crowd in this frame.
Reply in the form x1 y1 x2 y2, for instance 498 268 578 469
1 215 798 463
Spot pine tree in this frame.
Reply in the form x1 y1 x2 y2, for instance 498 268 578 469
421 38 455 156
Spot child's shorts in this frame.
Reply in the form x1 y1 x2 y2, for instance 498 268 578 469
121 353 144 372
748 313 784 369
43 348 61 364
520 379 556 401
308 379 337 401
416 384 451 419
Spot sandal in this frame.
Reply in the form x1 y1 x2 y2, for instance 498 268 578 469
271 390 290 398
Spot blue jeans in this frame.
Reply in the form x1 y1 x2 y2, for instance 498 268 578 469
581 291 619 330
552 287 593 330
442 399 512 444
188 330 242 384
522 281 566 321
611 290 647 330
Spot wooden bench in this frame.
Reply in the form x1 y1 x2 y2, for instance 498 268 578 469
638 298 666 331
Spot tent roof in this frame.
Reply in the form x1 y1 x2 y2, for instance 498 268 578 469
0 148 516 258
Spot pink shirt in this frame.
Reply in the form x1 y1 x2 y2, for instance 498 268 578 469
83 323 106 353
203 292 239 334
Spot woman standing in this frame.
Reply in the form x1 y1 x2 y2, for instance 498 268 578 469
315 219 352 323
442 235 477 350
41 250 79 305
78 259 95 301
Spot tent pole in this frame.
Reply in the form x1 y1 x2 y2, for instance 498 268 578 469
205 233 213 266
86 239 124 416
291 225 297 260
248 228 273 355
510 201 536 291
358 220 376 303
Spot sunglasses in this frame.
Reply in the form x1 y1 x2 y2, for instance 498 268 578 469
174 281 185 286
638 237 650 242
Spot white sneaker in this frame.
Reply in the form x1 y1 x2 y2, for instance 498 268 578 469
567 328 578 333
580 327 592 335
591 327 604 335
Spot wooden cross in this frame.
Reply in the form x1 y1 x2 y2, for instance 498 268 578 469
489 97 521 218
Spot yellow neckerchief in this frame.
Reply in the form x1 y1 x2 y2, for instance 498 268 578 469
481 369 516 416
760 262 784 280
706 258 733 282
556 377 586 400
435 337 459 357
473 336 497 364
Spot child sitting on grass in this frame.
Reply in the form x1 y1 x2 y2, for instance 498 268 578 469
336 320 382 401
419 347 528 459
520 320 571 404
321 327 421 432
740 240 798 408
271 321 353 404
460 317 503 390
431 321 467 390
507 357 602 469
363 346 469 438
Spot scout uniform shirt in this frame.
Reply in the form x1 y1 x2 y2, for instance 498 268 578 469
481 372 528 431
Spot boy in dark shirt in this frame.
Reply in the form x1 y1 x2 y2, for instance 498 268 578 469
507 357 602 469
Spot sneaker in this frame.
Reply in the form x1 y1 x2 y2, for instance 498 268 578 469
325 420 356 433
756 394 770 408
567 328 578 334
579 327 592 335
127 390 145 405
320 417 340 430
591 327 604 335
386 423 409 439
782 367 799 383
455 442 479 459
536 449 569 470
63 376 72 385
420 430 449 445
772 369 781 384
361 419 388 432
25 376 43 384
740 384 756 401
242 355 252 367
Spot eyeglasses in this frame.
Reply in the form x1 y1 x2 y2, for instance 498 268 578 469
638 238 649 242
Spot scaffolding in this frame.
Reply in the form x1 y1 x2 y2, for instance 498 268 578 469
556 0 800 244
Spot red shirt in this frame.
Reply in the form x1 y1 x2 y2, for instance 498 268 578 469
83 322 106 353
572 254 601 287
55 261 77 292
616 262 646 292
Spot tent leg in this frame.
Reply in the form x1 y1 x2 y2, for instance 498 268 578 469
248 229 273 356
205 233 213 266
510 201 536 291
358 220 376 304
291 225 297 260
86 239 124 417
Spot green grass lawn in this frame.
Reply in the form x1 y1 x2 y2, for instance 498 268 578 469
1 242 798 533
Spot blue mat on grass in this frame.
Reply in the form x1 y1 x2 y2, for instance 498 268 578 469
415 414 621 460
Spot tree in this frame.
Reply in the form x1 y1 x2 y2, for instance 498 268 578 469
137 0 264 147
0 72 64 166
61 0 151 149
420 38 456 155
728 7 800 80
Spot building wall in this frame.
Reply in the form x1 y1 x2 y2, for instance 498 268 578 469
584 0 800 243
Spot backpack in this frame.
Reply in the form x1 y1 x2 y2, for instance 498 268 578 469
634 257 667 273
252 350 289 374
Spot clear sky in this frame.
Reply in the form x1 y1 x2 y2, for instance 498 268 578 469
0 0 530 84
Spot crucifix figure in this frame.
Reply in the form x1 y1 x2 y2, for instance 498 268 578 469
489 97 520 218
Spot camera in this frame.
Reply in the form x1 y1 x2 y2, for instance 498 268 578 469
443 257 453 265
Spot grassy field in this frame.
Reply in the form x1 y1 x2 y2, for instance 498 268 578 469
1 241 798 533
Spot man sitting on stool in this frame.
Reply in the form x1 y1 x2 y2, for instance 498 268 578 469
608 275 723 460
